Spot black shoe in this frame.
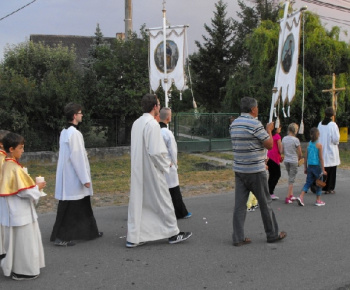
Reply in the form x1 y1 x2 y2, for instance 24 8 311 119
12 272 39 281
0 254 6 260
54 238 75 247
168 232 192 244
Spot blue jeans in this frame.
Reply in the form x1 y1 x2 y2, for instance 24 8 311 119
233 171 279 243
302 165 322 196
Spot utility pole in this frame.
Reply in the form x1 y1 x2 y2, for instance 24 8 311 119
125 0 132 39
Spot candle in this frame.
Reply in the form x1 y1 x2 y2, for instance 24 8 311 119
35 176 47 197
36 176 45 183
23 167 28 174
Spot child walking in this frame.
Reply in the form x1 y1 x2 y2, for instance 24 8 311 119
267 125 283 200
297 128 327 206
0 133 46 280
281 123 302 204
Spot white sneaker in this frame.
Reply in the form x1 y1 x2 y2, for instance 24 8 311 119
270 194 279 200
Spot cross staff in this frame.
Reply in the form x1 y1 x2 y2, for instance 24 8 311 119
322 73 346 122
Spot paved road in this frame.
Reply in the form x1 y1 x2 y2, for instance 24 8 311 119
1 169 349 290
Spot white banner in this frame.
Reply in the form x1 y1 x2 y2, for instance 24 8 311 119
272 10 302 107
149 26 186 93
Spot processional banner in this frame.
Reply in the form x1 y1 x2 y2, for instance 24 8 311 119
149 26 186 92
271 10 302 114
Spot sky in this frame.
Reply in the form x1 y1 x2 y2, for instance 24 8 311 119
1 0 350 60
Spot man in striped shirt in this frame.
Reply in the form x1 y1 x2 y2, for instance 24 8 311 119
230 97 286 246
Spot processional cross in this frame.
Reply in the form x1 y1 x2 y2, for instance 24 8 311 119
322 73 346 122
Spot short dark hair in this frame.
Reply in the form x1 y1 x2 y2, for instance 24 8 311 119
310 127 319 142
325 107 335 118
141 94 158 113
0 130 10 143
64 103 82 122
240 97 257 113
3 132 24 153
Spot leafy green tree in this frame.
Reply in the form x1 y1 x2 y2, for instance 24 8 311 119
0 41 82 150
224 7 350 138
82 25 149 144
189 0 234 112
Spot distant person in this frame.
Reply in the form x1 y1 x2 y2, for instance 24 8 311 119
0 133 46 280
50 103 102 247
267 125 283 200
159 107 191 219
230 97 286 246
126 94 192 248
281 123 302 204
0 130 10 260
297 128 327 206
317 107 340 194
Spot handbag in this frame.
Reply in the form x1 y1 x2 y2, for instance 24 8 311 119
315 174 327 188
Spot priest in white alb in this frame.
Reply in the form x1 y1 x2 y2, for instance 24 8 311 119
126 94 192 247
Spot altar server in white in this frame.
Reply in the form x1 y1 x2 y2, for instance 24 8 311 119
0 133 46 280
159 107 191 219
126 94 192 248
317 107 340 194
50 103 102 247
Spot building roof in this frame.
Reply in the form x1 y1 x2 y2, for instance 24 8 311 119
30 34 117 67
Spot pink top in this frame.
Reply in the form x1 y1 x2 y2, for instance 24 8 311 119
267 133 281 165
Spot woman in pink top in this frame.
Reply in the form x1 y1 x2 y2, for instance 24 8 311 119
267 126 283 200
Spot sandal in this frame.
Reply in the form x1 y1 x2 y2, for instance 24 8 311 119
233 237 251 247
267 231 287 243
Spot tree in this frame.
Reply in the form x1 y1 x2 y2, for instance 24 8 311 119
81 25 150 144
224 7 350 138
0 41 83 150
189 0 234 112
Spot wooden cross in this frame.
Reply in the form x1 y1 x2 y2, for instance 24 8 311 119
322 73 346 121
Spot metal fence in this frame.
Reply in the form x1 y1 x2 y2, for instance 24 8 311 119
170 113 239 152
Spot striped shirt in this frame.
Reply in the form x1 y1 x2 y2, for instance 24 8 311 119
230 113 270 173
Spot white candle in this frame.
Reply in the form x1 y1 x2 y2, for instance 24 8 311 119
36 176 45 183
23 167 28 174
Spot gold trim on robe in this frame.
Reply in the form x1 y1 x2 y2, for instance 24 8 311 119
0 158 36 197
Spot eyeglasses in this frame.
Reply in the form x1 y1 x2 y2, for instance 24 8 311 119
76 112 83 115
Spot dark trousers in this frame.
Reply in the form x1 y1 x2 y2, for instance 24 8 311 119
50 196 100 241
267 159 281 195
323 166 337 191
169 186 189 219
233 171 279 244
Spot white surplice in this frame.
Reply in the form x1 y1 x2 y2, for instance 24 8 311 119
127 113 179 244
0 187 45 276
318 121 340 167
55 126 93 200
161 126 179 188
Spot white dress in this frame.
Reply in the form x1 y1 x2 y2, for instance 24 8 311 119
0 187 45 276
127 113 179 244
161 126 179 188
318 121 340 167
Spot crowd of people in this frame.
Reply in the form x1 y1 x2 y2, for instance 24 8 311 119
0 94 341 280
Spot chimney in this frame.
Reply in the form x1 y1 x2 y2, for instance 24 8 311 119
125 0 132 39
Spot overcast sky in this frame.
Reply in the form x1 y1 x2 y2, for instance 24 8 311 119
1 0 350 60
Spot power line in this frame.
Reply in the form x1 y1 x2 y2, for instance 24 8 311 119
0 0 37 22
302 0 350 13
